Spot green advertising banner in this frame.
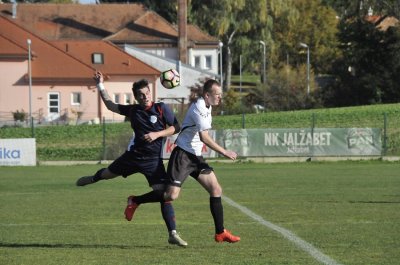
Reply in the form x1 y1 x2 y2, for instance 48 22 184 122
216 128 382 157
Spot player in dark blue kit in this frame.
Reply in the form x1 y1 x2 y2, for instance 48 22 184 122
123 79 240 244
76 71 187 247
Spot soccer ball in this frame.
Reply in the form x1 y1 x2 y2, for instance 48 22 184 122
160 69 180 89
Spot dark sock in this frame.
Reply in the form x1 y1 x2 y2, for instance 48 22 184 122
92 168 106 182
134 190 164 204
210 197 224 234
160 201 176 232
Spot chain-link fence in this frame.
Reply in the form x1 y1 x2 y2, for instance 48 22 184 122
212 108 400 156
1 106 399 160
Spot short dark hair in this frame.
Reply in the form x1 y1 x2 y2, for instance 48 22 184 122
203 79 220 95
132 79 149 97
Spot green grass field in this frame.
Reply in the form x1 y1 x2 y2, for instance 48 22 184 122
1 161 399 265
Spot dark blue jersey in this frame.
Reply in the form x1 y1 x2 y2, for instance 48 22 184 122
118 102 178 159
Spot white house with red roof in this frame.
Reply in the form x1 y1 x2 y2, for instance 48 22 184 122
0 16 160 125
0 3 222 123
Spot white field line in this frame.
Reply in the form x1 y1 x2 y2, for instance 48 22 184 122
223 195 343 265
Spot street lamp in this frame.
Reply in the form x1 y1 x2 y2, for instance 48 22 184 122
218 41 223 89
299 42 310 95
259 41 266 84
240 54 245 128
27 39 33 128
259 41 266 109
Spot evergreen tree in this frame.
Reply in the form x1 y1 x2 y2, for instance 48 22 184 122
330 18 400 105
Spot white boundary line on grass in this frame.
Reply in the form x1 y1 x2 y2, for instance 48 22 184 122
223 196 343 265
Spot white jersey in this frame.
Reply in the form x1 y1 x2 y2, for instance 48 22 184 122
176 97 212 156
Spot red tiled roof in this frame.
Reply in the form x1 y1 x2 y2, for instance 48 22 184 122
187 25 219 44
0 3 146 39
135 11 179 37
365 15 399 31
51 40 160 76
106 11 219 46
0 15 94 83
365 15 381 24
377 16 399 31
0 3 218 44
0 34 28 59
105 11 178 44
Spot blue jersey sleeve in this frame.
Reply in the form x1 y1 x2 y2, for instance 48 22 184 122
118 104 133 117
159 102 180 132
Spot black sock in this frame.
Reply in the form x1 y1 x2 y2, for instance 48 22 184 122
210 197 224 234
92 168 106 182
134 190 164 205
160 201 176 232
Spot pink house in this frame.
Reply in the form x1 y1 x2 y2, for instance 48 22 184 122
0 16 160 125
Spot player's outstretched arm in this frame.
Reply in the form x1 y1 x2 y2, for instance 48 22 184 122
94 71 120 113
143 125 176 143
199 130 237 160
143 104 180 142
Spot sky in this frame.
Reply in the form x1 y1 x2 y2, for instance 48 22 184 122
78 0 97 4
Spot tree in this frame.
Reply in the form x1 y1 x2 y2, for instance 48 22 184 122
221 89 241 115
322 0 400 19
189 0 271 91
270 0 340 74
382 26 400 101
329 17 400 105
262 65 321 111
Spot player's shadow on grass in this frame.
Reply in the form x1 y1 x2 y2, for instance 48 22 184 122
348 200 400 204
0 242 174 249
317 200 400 203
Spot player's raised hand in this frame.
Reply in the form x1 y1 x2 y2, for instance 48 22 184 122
94 71 104 84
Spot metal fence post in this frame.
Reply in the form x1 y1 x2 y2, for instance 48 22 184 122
102 116 106 161
310 113 316 159
31 116 35 138
383 112 387 156
311 113 316 129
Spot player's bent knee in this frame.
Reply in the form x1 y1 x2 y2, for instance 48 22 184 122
212 187 222 197
209 183 222 197
164 193 179 201
164 189 180 201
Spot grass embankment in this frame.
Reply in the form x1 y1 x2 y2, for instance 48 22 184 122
1 103 399 160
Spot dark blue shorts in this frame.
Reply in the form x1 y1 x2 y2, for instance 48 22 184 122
108 151 167 187
166 146 213 187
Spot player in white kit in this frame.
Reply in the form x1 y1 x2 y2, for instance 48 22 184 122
125 79 240 243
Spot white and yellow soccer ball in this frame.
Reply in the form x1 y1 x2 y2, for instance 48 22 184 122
160 69 180 89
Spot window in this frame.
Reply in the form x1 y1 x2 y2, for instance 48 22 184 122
205 55 212 69
47 92 60 121
124 93 131 105
92 53 104 64
113 93 120 103
71 92 81 105
194 56 201 68
48 93 60 114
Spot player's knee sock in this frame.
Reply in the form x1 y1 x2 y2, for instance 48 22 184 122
160 201 176 232
210 197 224 234
134 190 164 204
92 168 106 182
